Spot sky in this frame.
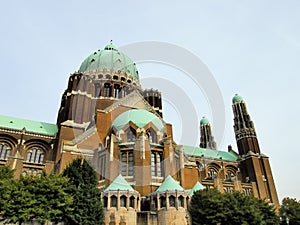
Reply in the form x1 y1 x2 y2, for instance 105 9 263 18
0 1 299 201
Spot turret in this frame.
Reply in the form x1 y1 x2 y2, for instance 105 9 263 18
199 117 217 149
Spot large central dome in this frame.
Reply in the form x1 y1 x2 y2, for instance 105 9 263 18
78 43 139 80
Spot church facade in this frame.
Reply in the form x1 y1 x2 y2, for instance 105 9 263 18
0 43 279 225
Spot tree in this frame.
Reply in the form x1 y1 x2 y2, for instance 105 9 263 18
0 166 14 180
189 189 279 225
0 173 73 225
62 158 104 225
280 197 300 225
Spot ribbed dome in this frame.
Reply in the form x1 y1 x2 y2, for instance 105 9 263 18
232 94 244 103
111 109 164 131
200 117 210 125
78 43 139 80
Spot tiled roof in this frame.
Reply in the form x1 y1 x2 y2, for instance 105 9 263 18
155 175 184 192
182 145 238 162
0 115 58 136
104 174 135 192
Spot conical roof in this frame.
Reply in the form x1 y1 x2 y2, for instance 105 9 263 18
104 174 135 192
155 175 184 192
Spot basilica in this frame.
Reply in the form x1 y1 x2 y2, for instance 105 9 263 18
0 43 279 225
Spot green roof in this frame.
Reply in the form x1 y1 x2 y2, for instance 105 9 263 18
232 94 244 103
155 175 184 192
79 43 139 80
0 115 58 136
105 175 135 192
187 182 205 195
200 116 210 125
111 109 164 131
182 145 238 162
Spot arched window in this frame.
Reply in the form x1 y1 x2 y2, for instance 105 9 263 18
169 195 176 207
225 170 236 181
207 168 218 179
94 83 101 97
103 83 111 97
0 143 11 160
129 196 135 208
26 147 45 164
121 151 134 177
120 195 127 207
126 127 136 142
111 195 117 207
151 152 163 177
148 128 157 143
103 196 108 208
160 196 166 208
178 196 184 207
114 84 121 99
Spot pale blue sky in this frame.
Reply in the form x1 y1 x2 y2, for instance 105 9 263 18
0 1 299 201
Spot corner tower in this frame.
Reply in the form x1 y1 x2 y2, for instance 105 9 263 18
232 94 279 208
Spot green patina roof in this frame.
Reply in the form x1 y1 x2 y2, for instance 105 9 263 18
155 175 184 192
105 174 135 192
200 116 210 125
78 44 139 80
0 115 58 136
182 145 238 162
187 182 205 195
232 94 244 103
111 109 164 131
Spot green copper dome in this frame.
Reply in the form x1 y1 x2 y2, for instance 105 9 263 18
78 43 139 80
111 109 164 131
200 117 210 125
232 94 244 103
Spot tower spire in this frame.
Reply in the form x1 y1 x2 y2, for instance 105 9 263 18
232 94 260 155
199 117 217 149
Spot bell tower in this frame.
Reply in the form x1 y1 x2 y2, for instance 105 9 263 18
232 94 279 208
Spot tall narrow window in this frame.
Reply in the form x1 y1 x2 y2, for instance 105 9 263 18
103 83 111 97
0 143 11 160
126 127 136 142
114 84 121 98
99 155 106 180
151 152 163 177
121 151 134 177
148 128 157 143
94 83 101 97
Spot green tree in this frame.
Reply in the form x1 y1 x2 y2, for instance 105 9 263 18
189 189 279 225
0 166 15 180
62 158 104 225
0 173 73 225
280 197 300 225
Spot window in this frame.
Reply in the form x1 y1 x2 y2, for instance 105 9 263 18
169 195 176 207
120 195 127 207
94 83 101 97
103 83 111 97
26 147 45 164
103 196 108 208
178 196 184 207
160 196 166 208
114 84 121 98
129 196 135 208
111 195 117 207
207 168 218 179
225 170 235 181
0 143 11 160
99 155 106 180
121 151 134 177
151 152 163 177
126 127 136 142
148 128 157 143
